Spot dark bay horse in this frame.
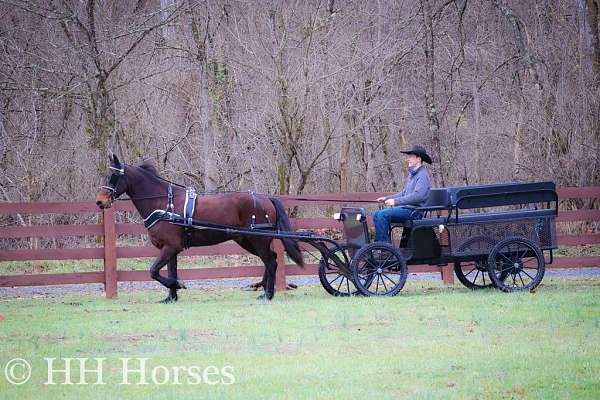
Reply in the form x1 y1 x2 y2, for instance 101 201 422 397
96 154 304 302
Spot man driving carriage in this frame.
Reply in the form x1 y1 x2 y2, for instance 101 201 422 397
374 145 432 243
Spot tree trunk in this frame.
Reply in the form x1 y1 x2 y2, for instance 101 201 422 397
578 0 600 83
421 0 444 186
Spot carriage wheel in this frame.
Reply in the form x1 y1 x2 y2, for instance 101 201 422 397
454 260 494 289
454 236 497 290
318 243 360 296
487 237 545 292
351 242 408 297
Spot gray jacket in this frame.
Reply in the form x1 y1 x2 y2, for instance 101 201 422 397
385 166 431 208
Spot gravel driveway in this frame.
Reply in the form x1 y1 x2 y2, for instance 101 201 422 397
1 268 599 297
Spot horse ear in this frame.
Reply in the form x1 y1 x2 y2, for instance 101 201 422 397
112 154 121 166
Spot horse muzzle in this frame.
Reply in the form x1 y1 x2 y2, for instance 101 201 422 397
96 192 113 209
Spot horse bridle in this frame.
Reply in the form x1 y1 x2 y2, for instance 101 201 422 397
99 163 176 209
99 163 126 201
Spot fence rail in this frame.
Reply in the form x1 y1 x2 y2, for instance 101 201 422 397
0 188 598 298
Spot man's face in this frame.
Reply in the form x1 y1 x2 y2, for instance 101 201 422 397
406 154 421 168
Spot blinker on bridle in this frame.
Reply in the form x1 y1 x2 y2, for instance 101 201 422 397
100 163 125 199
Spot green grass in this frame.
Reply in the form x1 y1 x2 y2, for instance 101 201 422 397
1 277 600 399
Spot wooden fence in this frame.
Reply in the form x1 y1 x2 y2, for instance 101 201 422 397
1 188 599 298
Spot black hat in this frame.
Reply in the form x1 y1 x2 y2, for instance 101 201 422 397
400 145 433 164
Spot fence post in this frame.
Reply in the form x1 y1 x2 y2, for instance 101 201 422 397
102 207 118 298
440 264 454 285
274 240 287 291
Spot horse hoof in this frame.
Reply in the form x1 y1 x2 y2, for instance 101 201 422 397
242 283 262 291
256 293 273 301
159 296 176 304
177 280 187 290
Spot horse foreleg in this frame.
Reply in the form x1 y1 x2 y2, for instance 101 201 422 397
150 249 186 302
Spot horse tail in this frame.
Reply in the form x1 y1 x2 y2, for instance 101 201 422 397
269 197 304 267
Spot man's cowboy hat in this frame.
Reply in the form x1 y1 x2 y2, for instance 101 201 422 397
400 145 433 164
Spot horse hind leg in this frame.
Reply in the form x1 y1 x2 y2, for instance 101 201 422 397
241 269 266 292
256 244 277 301
235 238 267 292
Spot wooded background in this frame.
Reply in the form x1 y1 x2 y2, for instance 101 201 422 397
1 0 599 203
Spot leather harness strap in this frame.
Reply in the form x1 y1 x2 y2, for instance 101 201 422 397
183 187 197 248
143 186 197 233
184 187 196 224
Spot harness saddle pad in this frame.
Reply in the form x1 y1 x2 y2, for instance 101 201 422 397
143 187 197 229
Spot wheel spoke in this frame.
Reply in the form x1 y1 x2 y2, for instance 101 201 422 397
359 267 377 278
498 263 514 273
382 261 400 270
365 256 379 270
381 252 393 265
482 272 486 285
382 273 397 286
473 269 480 283
380 274 389 292
518 247 530 261
464 267 477 277
521 257 538 266
375 274 381 292
329 274 342 285
346 277 351 293
499 253 513 264
327 263 340 272
336 277 344 292
521 269 536 280
518 272 526 286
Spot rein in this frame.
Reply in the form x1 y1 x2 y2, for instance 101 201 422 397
104 164 379 204
118 192 379 204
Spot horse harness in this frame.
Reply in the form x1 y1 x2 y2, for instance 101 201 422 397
142 187 274 248
141 186 195 247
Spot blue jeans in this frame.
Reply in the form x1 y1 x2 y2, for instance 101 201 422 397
373 207 423 242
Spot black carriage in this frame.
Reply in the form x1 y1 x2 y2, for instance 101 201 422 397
319 181 558 297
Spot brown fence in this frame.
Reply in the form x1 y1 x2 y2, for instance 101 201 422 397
1 188 599 298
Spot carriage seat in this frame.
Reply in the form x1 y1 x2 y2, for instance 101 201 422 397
389 188 451 229
389 188 451 247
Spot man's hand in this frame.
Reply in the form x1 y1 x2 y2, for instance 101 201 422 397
376 196 387 203
384 198 395 207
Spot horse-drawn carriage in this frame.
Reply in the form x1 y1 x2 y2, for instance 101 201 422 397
98 155 558 300
319 181 558 296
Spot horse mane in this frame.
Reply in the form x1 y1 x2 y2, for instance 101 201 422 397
138 162 161 178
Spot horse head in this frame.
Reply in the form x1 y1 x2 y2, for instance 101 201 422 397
96 154 128 209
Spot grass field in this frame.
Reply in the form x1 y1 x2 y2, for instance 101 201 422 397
1 277 599 399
